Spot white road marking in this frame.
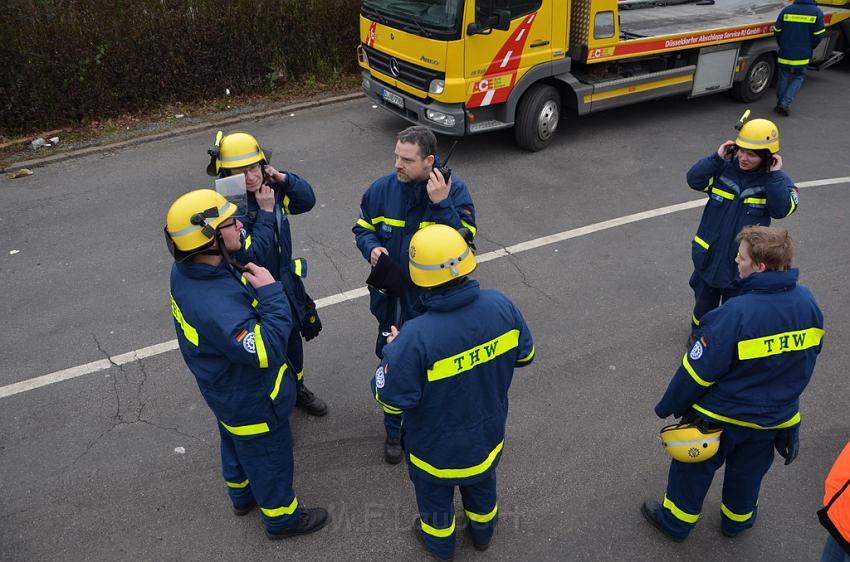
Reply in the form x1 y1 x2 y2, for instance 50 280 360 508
2 176 848 400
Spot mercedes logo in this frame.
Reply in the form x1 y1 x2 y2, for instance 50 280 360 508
389 58 400 77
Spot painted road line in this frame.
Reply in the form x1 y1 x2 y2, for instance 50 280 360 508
1 176 848 400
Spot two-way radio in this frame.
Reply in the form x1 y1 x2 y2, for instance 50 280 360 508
437 140 459 183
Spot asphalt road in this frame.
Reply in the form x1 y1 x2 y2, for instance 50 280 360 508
1 61 849 562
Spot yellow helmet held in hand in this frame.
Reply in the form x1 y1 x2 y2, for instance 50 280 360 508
164 189 236 261
408 224 476 288
660 422 723 463
735 118 780 154
206 131 268 175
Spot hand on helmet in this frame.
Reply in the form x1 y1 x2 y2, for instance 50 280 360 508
769 154 783 172
264 165 287 184
717 140 736 161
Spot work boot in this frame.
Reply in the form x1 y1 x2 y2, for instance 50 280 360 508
296 384 328 417
412 518 454 561
384 437 403 464
468 524 492 551
773 104 789 117
232 499 256 516
641 500 686 543
266 507 330 539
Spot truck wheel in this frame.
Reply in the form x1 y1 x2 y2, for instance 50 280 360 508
731 54 774 102
514 84 561 151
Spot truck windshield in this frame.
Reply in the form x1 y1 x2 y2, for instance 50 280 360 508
361 0 464 39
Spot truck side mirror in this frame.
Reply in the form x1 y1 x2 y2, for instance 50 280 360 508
467 8 512 35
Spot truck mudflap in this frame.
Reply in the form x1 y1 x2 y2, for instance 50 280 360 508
360 71 466 136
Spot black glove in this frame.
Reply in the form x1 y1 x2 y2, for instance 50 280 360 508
774 425 800 466
299 293 322 341
366 252 409 298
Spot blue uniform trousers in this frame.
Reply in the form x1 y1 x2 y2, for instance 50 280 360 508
218 395 302 532
413 473 498 559
689 271 740 330
658 424 777 539
776 65 807 110
375 326 402 440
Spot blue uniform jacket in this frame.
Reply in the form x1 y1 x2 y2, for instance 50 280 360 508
370 280 535 486
170 260 297 439
687 153 797 288
656 269 824 429
236 172 316 325
774 0 826 66
353 167 476 331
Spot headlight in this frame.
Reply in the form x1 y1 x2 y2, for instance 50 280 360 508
428 79 445 95
425 109 455 127
359 46 370 67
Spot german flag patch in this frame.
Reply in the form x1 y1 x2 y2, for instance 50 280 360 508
235 329 248 343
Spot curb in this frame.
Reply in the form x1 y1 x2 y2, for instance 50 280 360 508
4 91 364 172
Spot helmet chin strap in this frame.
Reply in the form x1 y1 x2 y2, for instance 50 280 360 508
214 229 247 272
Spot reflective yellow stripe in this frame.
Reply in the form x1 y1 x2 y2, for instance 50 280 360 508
240 275 248 286
282 194 291 214
419 221 436 229
773 25 782 32
778 57 809 65
244 235 253 250
296 370 304 382
261 496 299 517
372 216 406 227
269 364 288 400
691 314 700 326
375 387 402 414
253 324 268 368
517 345 535 364
226 479 249 489
427 330 519 382
251 299 258 308
814 28 825 35
356 218 377 231
692 404 801 429
220 420 271 436
737 327 825 360
663 495 700 523
743 197 766 205
293 259 303 278
787 193 797 217
466 504 498 523
721 503 754 522
420 517 456 538
682 355 713 387
461 219 478 236
784 13 816 23
693 235 710 250
702 176 714 193
170 294 199 346
711 187 735 200
409 440 504 479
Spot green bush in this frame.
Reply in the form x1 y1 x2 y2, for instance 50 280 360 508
0 0 361 134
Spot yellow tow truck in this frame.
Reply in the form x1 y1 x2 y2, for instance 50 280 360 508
357 0 850 150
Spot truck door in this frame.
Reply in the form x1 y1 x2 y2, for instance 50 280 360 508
464 0 552 109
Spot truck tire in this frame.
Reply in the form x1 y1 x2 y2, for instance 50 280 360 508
514 84 561 151
731 54 774 102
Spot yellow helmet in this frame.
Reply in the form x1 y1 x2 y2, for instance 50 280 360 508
408 224 476 288
164 189 236 261
206 131 268 175
660 422 723 463
735 118 780 154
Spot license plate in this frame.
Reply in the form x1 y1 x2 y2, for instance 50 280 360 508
381 88 404 109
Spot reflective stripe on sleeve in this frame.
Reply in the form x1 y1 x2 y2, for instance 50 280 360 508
420 516 456 538
269 364 288 401
409 440 504 479
517 345 535 364
691 314 700 327
282 194 291 214
461 219 478 236
253 324 268 368
296 370 304 382
419 221 436 229
375 387 402 415
721 503 754 522
260 497 299 518
170 294 199 346
220 420 271 436
226 479 250 489
787 192 797 217
663 495 700 523
702 176 714 192
682 355 714 387
356 218 377 231
814 28 825 35
693 235 710 250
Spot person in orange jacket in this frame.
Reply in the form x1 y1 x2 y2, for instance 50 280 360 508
819 441 850 561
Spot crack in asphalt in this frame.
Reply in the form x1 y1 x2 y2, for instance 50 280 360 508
504 255 563 307
304 232 348 290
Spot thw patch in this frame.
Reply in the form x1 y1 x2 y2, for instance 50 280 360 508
375 366 385 389
242 332 256 354
689 340 704 361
